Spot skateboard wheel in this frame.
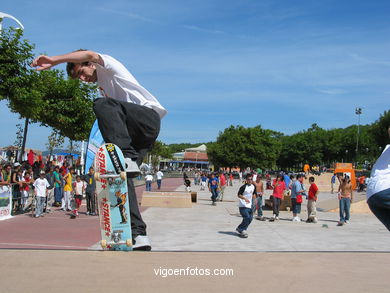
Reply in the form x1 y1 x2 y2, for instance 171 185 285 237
95 172 101 180
101 240 107 249
120 172 126 181
126 239 132 247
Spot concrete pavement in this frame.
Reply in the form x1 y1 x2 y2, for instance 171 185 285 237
1 178 389 293
143 179 390 252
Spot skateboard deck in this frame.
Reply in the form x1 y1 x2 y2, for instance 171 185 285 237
94 143 132 251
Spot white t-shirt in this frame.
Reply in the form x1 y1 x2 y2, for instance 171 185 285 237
74 181 85 195
95 54 167 119
156 171 163 180
367 145 390 199
238 184 256 208
33 178 50 198
145 174 153 182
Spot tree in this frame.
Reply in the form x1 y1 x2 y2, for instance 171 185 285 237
208 125 282 170
0 27 97 144
45 129 64 159
150 140 172 169
371 110 390 152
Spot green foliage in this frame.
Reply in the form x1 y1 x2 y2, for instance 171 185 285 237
150 140 173 168
371 110 390 150
208 125 282 170
0 27 96 141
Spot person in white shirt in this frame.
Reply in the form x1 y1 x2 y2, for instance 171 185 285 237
33 171 50 218
156 170 163 190
31 50 166 250
145 174 154 192
236 174 257 238
367 126 390 231
72 175 86 217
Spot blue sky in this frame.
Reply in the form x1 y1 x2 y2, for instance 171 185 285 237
1 0 390 150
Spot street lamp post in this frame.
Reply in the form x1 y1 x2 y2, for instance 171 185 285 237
355 107 362 161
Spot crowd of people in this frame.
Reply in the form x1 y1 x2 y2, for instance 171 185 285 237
183 169 362 238
0 160 97 218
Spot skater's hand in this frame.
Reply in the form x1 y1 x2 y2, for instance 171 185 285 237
31 55 56 71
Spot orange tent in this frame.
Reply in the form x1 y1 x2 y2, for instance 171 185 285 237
334 163 356 190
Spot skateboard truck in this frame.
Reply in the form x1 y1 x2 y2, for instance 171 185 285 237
100 230 132 249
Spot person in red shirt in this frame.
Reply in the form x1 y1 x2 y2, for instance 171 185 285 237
270 174 286 221
307 176 319 223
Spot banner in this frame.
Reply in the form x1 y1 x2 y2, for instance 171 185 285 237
0 186 13 221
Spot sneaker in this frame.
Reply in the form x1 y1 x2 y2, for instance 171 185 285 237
35 215 40 218
337 221 344 226
75 211 79 216
312 218 318 223
124 158 140 176
240 230 248 238
256 216 265 221
292 217 301 222
275 216 279 220
133 235 151 251
345 220 349 224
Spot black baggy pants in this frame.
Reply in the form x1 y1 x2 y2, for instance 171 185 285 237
93 98 160 237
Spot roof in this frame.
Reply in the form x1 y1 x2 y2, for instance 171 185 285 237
184 144 207 152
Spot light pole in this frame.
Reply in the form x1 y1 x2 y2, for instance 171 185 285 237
355 107 362 161
0 12 26 163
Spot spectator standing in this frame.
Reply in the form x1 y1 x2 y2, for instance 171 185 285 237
307 176 319 223
20 172 33 212
72 175 85 217
156 170 163 190
337 175 353 226
219 172 227 202
291 174 305 222
253 175 265 221
85 167 97 216
62 167 75 211
33 171 50 218
11 163 22 212
145 173 153 191
53 166 62 207
45 166 55 213
331 174 337 194
236 174 257 238
270 175 286 221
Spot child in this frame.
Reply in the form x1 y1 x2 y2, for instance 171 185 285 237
236 174 257 238
72 175 85 217
307 176 319 223
33 171 50 218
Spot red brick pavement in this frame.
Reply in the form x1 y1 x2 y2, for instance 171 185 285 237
0 177 183 250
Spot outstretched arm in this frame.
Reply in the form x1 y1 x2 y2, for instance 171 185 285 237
31 50 103 71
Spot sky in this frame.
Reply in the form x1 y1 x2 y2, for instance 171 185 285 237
1 0 389 150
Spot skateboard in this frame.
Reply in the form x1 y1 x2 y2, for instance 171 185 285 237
94 143 132 251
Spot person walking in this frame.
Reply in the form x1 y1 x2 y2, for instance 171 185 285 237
219 172 227 202
208 173 219 206
72 175 85 217
156 170 163 190
145 173 153 192
45 166 55 213
236 174 257 238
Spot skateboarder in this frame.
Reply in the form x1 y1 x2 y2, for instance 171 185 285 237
31 50 167 250
111 191 128 224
